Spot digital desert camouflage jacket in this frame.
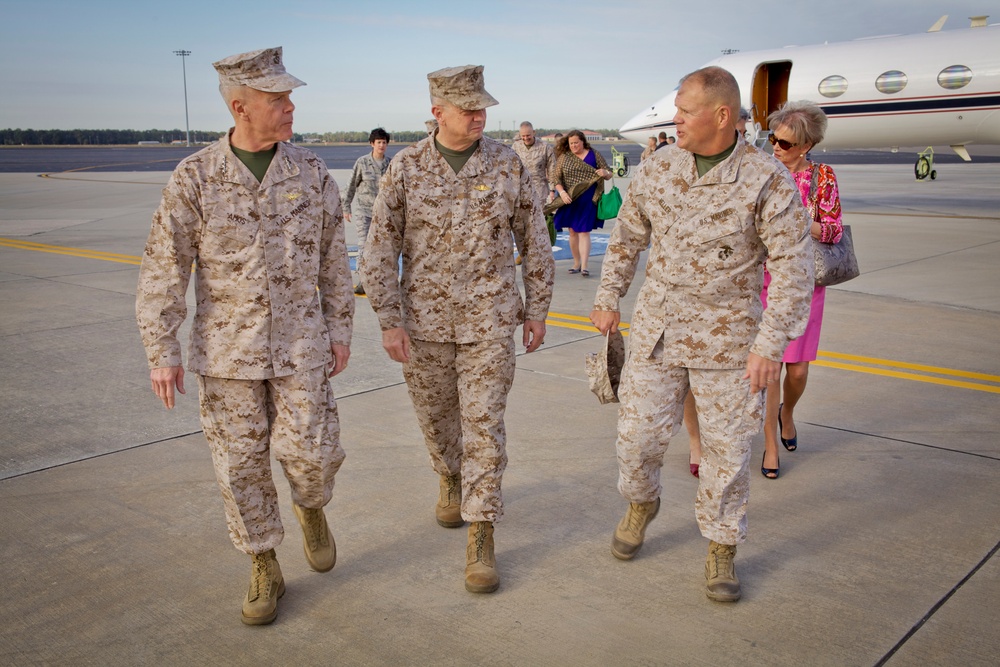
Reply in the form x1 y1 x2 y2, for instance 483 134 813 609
360 134 555 343
343 153 389 218
136 131 354 379
593 137 813 367
511 138 556 205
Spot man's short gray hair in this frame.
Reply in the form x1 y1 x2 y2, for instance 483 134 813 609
519 121 534 131
220 83 246 105
680 66 741 116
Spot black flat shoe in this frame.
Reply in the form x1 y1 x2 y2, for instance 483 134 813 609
761 451 779 479
778 403 798 451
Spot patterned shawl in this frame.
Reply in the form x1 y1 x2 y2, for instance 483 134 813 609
544 149 609 216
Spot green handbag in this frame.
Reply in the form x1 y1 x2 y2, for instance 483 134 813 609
597 182 622 220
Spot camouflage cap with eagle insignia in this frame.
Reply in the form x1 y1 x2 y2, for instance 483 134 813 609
213 47 306 92
427 65 498 110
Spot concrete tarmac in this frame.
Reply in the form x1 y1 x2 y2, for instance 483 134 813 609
0 161 998 666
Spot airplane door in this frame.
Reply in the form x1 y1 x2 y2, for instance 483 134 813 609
751 61 792 130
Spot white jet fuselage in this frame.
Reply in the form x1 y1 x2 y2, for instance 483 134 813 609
620 24 1000 153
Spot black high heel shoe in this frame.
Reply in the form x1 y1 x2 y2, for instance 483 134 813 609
778 403 798 451
761 451 779 479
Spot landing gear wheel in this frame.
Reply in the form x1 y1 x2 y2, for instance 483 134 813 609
915 155 931 180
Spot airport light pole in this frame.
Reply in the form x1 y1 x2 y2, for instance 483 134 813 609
173 50 191 147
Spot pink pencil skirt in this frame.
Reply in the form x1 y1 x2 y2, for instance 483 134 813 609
761 270 825 363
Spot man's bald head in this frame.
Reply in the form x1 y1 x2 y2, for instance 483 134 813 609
673 66 741 155
679 66 741 117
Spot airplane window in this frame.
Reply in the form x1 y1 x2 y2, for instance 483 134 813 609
875 70 908 94
818 75 848 98
938 65 973 90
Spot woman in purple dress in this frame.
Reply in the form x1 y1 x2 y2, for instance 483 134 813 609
551 130 612 277
760 101 844 479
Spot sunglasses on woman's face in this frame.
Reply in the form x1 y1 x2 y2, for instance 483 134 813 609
768 134 799 150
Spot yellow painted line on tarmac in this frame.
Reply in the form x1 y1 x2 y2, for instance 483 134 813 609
817 350 1000 383
546 311 629 333
37 159 180 185
544 314 999 394
0 237 142 265
63 159 180 173
544 318 595 333
39 158 180 178
547 312 593 324
4 238 995 394
39 174 167 185
813 359 1000 394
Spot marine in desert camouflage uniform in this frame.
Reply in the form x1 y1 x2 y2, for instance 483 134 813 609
590 66 813 603
512 121 558 253
360 65 554 595
135 47 354 625
511 121 556 208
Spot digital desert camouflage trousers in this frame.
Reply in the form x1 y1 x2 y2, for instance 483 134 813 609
403 337 516 524
615 341 764 545
198 366 346 555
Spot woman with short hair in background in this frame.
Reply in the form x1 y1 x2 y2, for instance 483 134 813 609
760 101 844 479
344 127 391 295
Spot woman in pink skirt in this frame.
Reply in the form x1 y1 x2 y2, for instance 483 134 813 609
760 101 843 479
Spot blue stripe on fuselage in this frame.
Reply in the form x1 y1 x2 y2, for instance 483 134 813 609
821 93 1000 117
623 93 1000 133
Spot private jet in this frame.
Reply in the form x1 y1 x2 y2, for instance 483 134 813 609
619 15 1000 178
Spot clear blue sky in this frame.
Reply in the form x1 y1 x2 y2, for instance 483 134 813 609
0 0 992 134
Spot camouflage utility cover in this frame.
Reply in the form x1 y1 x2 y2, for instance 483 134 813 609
212 46 306 92
586 329 625 404
427 65 499 110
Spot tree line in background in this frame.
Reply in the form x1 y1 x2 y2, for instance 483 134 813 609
301 128 624 143
0 128 227 145
1 127 624 146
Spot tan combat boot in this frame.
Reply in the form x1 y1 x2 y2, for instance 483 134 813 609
465 521 499 594
241 549 285 625
611 498 660 560
435 473 464 528
705 541 741 602
292 503 337 572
